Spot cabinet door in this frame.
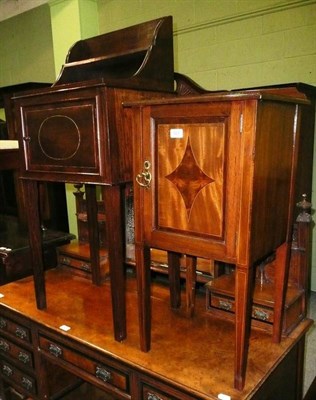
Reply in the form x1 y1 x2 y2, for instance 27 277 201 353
135 101 242 261
16 86 109 183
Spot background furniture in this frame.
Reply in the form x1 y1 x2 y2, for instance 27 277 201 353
58 184 108 282
0 216 74 285
206 196 312 335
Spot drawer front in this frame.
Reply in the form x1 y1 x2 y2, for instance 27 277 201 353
39 335 129 394
17 87 109 183
0 316 31 343
0 360 36 395
143 386 173 400
210 294 235 313
209 294 274 323
0 336 34 369
58 254 91 272
141 382 196 400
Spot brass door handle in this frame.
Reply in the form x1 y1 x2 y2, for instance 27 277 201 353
136 160 152 189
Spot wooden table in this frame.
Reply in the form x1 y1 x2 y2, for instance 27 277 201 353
0 268 311 400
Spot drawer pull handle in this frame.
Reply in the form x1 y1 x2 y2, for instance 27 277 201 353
18 352 31 364
15 327 27 340
136 160 152 189
147 393 162 400
0 340 10 352
95 366 111 383
253 309 269 321
2 365 13 377
81 263 90 271
49 343 63 358
21 377 33 390
61 257 71 265
219 300 232 311
0 318 7 329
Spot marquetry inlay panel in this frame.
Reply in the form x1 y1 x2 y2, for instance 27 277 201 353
156 120 226 239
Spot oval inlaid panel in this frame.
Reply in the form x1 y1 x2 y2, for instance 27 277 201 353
38 115 81 160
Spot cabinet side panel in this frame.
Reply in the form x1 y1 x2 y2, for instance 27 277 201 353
251 101 296 261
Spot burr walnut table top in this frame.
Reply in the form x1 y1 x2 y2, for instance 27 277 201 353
0 268 311 399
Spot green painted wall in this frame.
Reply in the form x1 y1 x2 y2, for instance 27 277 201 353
0 4 55 86
97 0 316 90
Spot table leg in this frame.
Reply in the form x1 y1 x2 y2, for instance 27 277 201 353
234 264 254 390
185 255 197 317
135 243 151 352
168 251 181 309
102 185 126 342
22 179 46 310
273 241 291 343
85 184 101 285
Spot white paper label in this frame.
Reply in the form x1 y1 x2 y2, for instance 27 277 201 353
0 294 4 298
59 324 71 332
170 128 183 138
218 394 231 400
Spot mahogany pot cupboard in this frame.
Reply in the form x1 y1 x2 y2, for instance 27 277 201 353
11 16 175 347
126 84 315 390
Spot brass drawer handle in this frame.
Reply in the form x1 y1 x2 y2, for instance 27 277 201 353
147 393 163 400
219 299 232 311
15 327 27 340
95 366 112 383
253 309 269 321
136 160 152 189
80 263 90 271
2 364 13 377
0 339 10 352
48 343 63 358
18 351 31 364
21 376 33 391
61 256 71 265
0 318 7 329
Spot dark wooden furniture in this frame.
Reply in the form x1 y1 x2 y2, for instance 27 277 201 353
72 184 107 248
206 198 312 335
0 144 72 286
12 17 175 346
58 242 108 282
58 184 108 282
0 269 312 400
127 83 316 390
0 215 74 285
0 83 69 231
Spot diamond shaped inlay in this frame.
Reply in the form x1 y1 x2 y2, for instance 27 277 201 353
166 138 214 216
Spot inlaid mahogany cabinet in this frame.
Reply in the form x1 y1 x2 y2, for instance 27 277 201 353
12 17 175 345
128 84 315 390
